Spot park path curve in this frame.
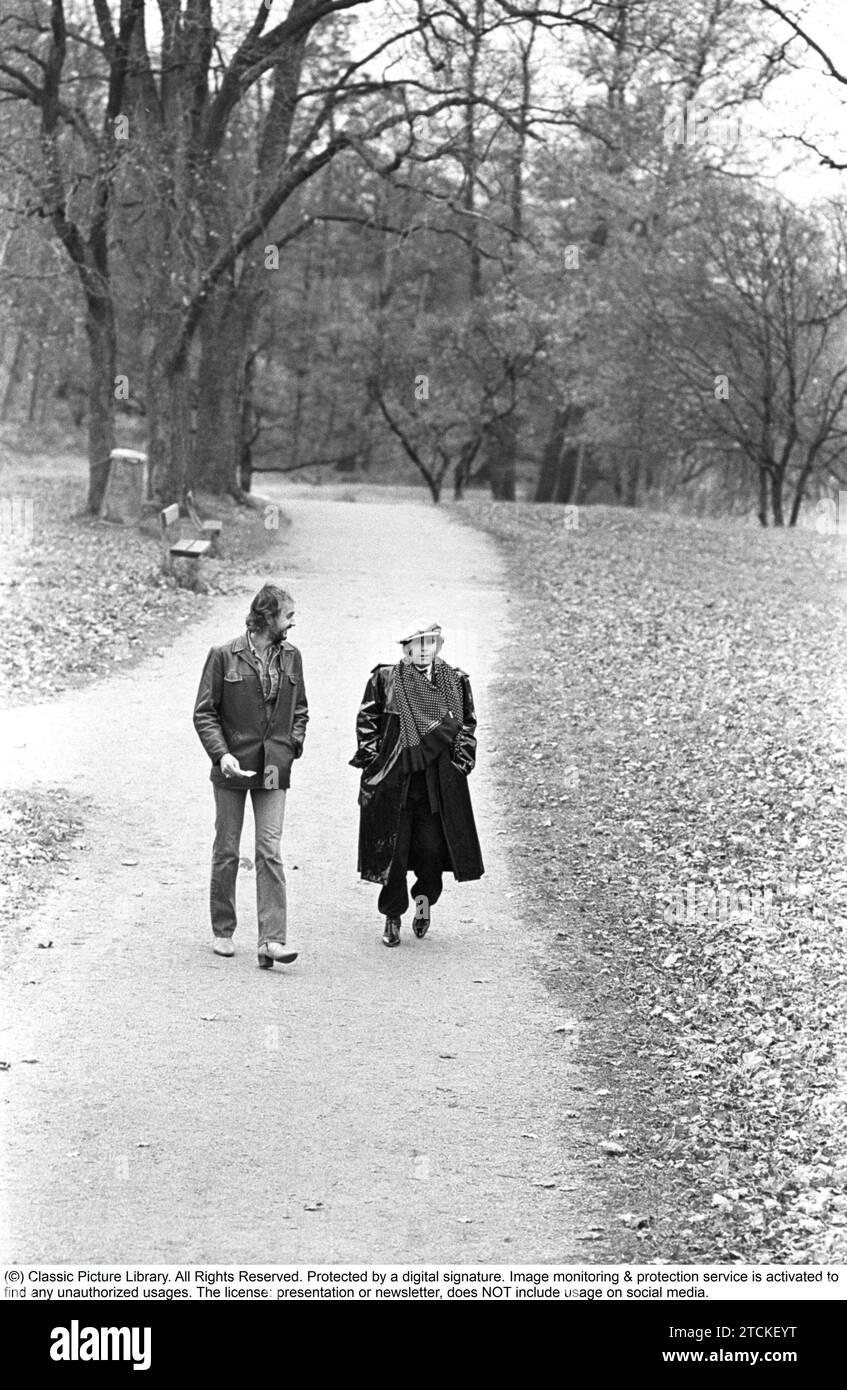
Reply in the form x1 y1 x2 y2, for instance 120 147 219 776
0 486 601 1263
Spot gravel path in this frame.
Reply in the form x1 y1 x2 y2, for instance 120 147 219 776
0 489 602 1263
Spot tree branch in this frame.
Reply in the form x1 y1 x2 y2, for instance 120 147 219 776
758 1 847 85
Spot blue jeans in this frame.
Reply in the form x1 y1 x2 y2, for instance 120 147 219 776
210 786 287 944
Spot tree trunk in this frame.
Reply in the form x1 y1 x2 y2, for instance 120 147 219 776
453 436 480 500
239 351 258 493
146 344 192 505
535 405 585 502
484 414 517 500
26 338 44 424
462 1 485 300
757 466 768 527
624 449 641 507
194 283 248 496
290 226 316 468
770 468 785 527
192 20 311 498
85 296 117 513
789 458 813 526
535 407 567 501
239 441 254 494
567 439 586 506
558 441 586 503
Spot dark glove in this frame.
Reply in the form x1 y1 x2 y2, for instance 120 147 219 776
349 746 378 769
451 742 473 776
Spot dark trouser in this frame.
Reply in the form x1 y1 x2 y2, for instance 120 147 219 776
210 785 287 944
378 772 449 918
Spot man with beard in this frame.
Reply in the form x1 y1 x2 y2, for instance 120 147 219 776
350 620 483 947
193 582 308 969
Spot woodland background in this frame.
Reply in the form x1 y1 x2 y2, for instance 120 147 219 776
1 0 847 526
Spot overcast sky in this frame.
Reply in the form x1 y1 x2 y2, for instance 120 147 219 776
750 0 847 203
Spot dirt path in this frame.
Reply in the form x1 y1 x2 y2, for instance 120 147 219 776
0 488 603 1263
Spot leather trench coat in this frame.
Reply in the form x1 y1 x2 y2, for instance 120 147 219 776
350 661 484 885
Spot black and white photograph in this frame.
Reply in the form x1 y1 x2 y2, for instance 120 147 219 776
0 0 845 1357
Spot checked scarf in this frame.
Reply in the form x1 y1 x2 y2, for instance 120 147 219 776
394 657 465 771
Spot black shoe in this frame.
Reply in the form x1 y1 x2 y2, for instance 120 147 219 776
382 916 401 947
412 909 431 939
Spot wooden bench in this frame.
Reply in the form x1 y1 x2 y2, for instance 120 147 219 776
186 489 223 552
160 503 211 575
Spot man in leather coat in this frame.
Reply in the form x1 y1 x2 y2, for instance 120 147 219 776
194 583 308 969
350 620 483 947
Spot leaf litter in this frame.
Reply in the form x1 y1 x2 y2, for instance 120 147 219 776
465 500 847 1264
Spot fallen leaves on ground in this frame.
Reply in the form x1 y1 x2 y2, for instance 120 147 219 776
0 455 279 708
465 500 847 1265
0 789 87 928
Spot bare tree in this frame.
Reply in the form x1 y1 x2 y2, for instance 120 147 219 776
0 0 144 509
647 189 847 525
